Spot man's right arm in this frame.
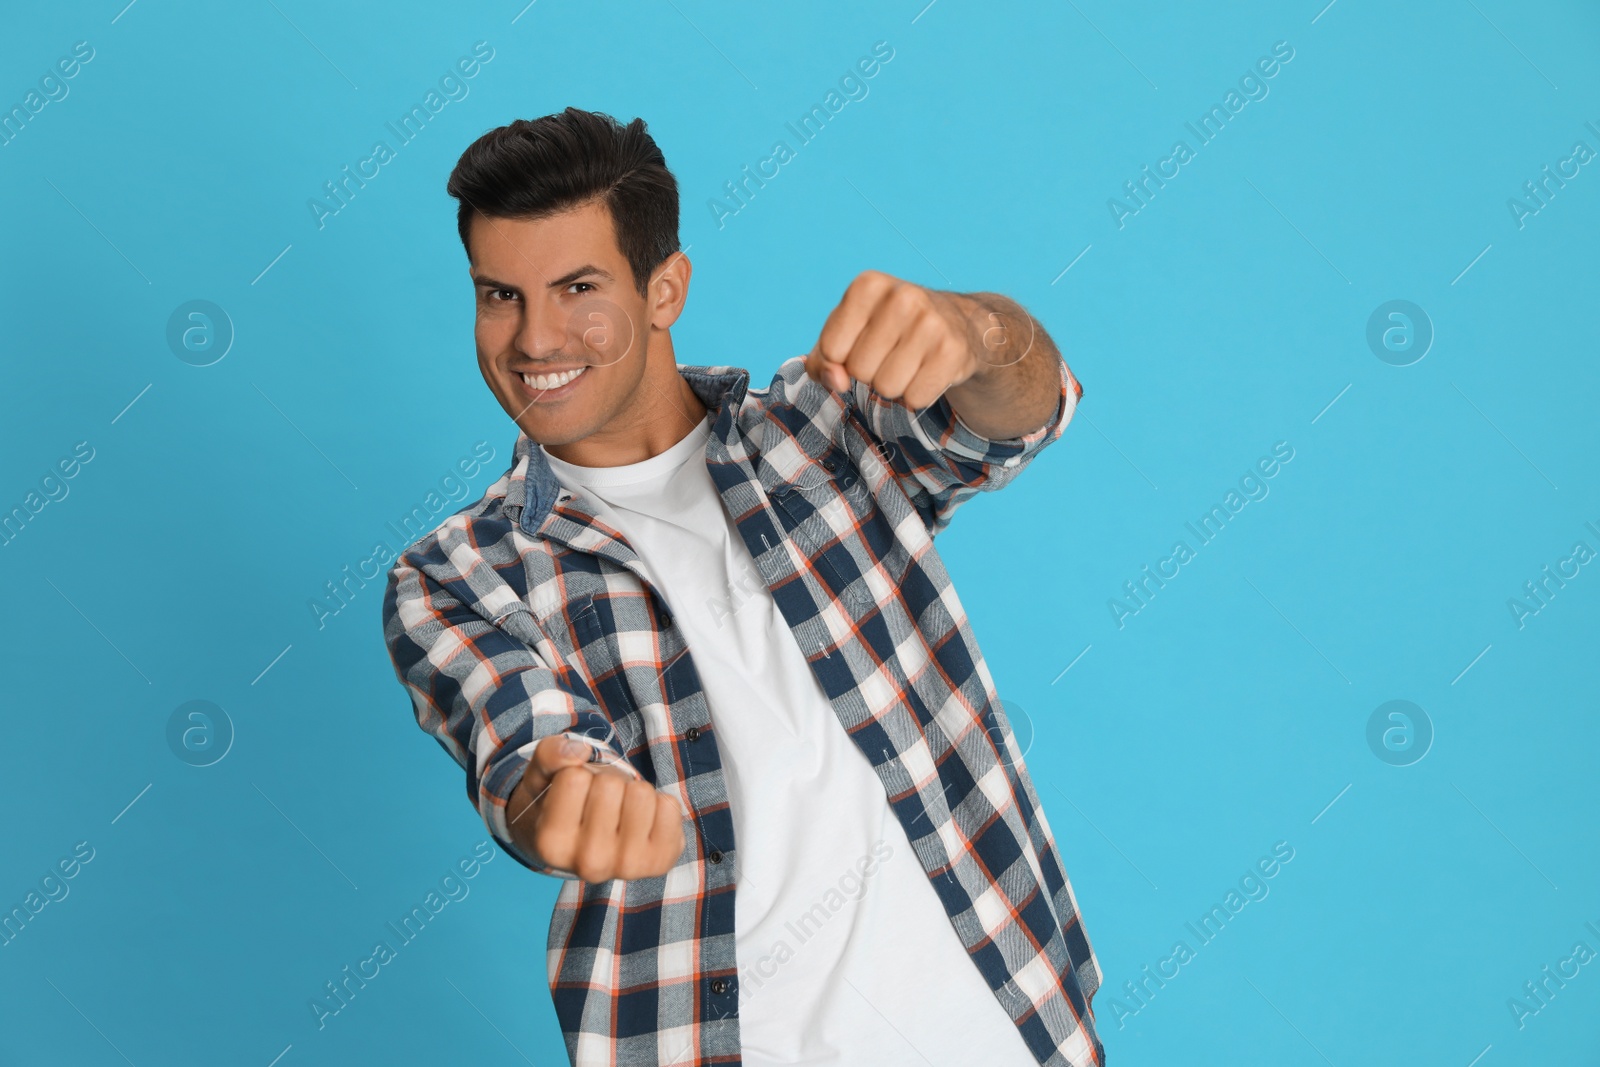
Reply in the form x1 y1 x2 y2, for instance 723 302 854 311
382 552 683 882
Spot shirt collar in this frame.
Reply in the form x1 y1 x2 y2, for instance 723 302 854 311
505 362 753 536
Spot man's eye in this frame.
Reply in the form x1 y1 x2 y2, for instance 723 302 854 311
567 282 594 294
486 288 517 302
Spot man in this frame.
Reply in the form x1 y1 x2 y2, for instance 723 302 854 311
382 107 1104 1067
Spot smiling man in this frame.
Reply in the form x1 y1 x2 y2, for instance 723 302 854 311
382 107 1104 1067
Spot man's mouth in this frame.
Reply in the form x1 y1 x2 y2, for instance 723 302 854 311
518 365 588 393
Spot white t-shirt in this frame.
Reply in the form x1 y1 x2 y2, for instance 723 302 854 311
541 417 1039 1067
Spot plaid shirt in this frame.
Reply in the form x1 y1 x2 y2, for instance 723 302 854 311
382 352 1104 1066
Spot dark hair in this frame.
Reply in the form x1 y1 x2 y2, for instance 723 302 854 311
446 108 680 298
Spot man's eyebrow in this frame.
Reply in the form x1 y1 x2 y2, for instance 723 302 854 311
547 264 613 288
470 265 614 291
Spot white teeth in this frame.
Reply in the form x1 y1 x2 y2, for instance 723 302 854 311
521 366 587 391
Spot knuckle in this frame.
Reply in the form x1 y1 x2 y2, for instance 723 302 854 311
534 825 574 867
915 308 946 339
618 848 650 881
575 840 615 883
888 283 927 314
551 767 591 800
845 271 894 311
587 771 623 801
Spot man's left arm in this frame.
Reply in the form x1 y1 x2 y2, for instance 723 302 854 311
804 270 1082 532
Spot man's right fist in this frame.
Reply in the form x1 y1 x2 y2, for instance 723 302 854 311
507 734 686 882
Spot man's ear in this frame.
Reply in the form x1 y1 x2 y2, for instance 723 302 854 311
647 251 692 330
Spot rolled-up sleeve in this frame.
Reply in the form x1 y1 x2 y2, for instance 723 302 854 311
382 552 640 878
846 351 1081 535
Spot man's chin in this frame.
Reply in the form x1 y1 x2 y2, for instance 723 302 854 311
515 417 593 448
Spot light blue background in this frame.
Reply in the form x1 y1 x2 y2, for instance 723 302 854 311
3 1 1597 1064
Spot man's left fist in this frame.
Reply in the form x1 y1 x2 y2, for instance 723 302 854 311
804 270 982 410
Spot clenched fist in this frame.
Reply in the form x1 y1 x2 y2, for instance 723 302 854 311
805 271 994 409
804 270 1060 440
507 735 686 882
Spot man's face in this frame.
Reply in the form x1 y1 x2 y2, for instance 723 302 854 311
468 200 651 446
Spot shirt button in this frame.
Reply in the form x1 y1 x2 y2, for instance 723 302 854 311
1003 455 1021 468
820 457 837 472
711 978 728 995
685 726 701 742
709 850 723 864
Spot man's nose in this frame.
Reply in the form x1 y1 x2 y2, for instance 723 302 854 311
514 297 570 359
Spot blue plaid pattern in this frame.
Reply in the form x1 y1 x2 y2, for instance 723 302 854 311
382 352 1103 1066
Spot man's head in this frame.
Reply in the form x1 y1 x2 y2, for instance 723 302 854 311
447 108 692 451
